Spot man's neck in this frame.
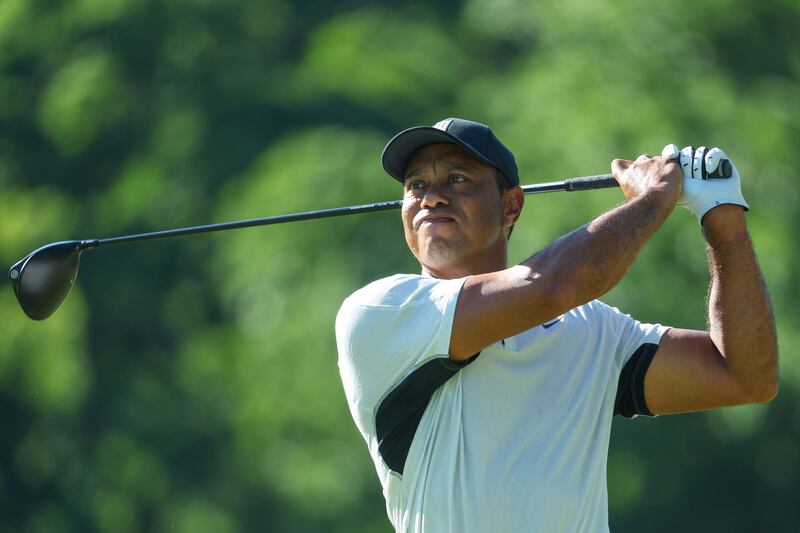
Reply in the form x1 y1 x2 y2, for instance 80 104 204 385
421 255 508 279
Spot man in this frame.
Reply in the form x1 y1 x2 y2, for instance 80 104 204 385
335 118 778 532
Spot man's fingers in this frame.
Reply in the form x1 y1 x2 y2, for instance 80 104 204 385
680 146 694 177
662 144 680 160
611 158 632 178
612 152 683 203
705 147 725 173
679 146 727 178
693 146 708 180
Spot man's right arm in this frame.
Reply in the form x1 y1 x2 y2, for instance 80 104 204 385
449 155 683 361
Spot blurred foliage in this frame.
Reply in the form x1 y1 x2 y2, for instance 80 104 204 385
1 0 798 531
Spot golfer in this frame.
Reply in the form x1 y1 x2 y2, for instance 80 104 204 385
335 118 778 532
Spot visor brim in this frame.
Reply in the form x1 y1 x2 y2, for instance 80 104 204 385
381 126 498 183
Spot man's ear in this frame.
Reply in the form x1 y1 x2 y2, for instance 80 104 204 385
502 186 524 228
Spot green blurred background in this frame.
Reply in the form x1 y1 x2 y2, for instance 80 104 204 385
1 0 798 531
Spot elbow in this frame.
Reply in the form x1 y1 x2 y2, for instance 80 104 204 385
741 362 780 405
523 244 620 311
543 267 603 312
514 264 580 315
547 277 581 314
743 383 778 405
572 264 621 304
755 346 780 404
750 375 779 404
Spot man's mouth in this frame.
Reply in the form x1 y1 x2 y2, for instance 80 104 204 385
416 214 455 229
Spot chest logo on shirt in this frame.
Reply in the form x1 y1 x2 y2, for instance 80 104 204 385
542 318 561 329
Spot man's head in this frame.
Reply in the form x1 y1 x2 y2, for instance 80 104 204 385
382 118 520 187
381 119 524 278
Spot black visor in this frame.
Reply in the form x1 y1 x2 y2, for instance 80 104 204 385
381 118 520 186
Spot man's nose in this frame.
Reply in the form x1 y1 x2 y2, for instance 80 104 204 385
421 183 449 209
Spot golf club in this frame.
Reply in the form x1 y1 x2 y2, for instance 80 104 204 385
8 163 732 321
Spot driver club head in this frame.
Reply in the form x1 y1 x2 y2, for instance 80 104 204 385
9 240 84 320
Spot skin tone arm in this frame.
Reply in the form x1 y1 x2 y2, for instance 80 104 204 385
450 150 778 408
450 155 683 360
644 204 778 411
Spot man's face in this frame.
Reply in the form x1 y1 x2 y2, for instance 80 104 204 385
401 143 522 278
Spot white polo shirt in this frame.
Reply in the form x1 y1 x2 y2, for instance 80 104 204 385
335 274 667 533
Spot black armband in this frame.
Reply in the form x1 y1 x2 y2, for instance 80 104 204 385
614 343 659 418
376 353 479 475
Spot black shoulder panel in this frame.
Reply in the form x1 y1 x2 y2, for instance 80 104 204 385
614 343 659 418
376 355 477 475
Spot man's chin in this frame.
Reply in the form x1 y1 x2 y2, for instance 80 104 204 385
419 238 465 267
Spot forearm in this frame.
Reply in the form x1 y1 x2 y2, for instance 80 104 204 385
522 188 675 307
450 154 682 359
704 206 778 400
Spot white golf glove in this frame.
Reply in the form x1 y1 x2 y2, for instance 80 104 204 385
661 144 749 225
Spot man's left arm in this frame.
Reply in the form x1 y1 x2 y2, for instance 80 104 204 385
641 145 778 414
644 203 778 414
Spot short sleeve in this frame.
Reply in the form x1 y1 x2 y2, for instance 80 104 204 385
599 302 670 369
335 274 467 431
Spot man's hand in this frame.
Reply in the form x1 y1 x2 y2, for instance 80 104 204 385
611 153 683 206
662 144 749 225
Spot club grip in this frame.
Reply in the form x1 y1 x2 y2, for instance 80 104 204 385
706 159 733 179
564 174 619 192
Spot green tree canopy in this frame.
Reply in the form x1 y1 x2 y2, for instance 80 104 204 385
1 1 798 531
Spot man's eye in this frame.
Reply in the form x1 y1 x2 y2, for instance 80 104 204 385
449 174 466 183
407 181 425 191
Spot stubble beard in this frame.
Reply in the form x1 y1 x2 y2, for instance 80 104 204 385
418 232 468 272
